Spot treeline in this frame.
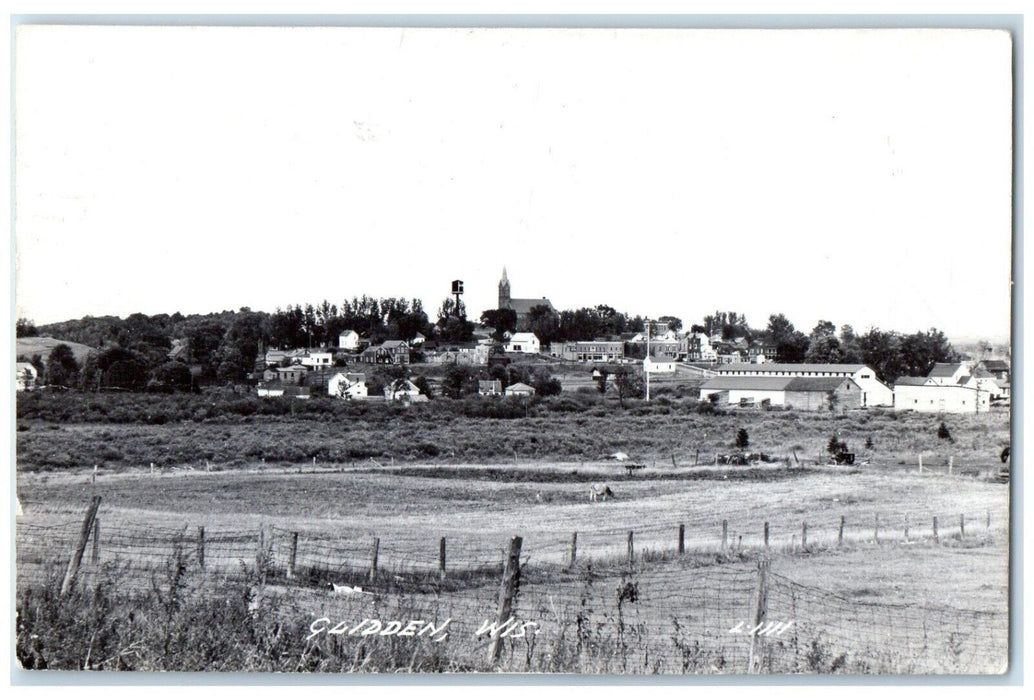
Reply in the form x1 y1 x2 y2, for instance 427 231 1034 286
693 311 961 383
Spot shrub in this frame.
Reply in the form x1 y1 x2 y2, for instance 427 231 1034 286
937 421 954 442
735 428 749 449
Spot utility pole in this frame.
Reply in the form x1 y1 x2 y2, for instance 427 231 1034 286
645 319 651 402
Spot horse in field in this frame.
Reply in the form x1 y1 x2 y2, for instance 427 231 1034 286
589 484 615 502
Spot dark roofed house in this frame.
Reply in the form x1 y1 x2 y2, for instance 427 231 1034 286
479 379 503 396
979 359 1010 383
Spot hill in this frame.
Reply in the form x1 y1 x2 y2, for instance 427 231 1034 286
16 337 97 365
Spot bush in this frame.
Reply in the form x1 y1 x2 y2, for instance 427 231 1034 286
735 428 749 449
937 421 954 442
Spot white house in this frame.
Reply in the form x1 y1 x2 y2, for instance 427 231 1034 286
505 332 541 354
328 372 368 400
15 362 38 391
698 376 864 411
893 363 995 413
643 356 677 374
338 330 361 351
385 378 428 403
301 350 334 368
411 332 426 346
714 363 893 407
505 382 536 397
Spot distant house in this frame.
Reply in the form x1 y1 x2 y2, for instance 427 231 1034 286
301 350 334 369
411 332 427 346
550 340 624 362
643 356 677 374
361 340 411 365
479 379 503 396
685 333 717 363
385 378 428 403
15 362 38 391
505 382 536 397
276 365 310 385
256 382 285 398
893 362 996 413
338 330 361 351
505 332 541 354
978 359 1010 383
328 372 368 400
424 342 490 366
257 382 309 399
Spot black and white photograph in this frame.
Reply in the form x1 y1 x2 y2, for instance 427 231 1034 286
10 17 1016 679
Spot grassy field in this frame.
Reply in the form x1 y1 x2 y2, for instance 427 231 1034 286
15 401 1012 673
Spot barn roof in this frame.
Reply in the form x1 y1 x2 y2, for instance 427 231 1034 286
699 376 795 391
928 363 964 378
784 377 856 392
716 363 866 374
894 376 931 386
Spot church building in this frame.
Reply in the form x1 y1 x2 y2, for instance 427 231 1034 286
498 267 556 322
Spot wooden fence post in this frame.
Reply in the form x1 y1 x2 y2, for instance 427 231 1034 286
838 516 845 547
986 510 991 532
763 521 770 549
439 537 447 580
489 536 523 665
722 520 729 552
61 496 101 595
627 531 635 569
287 531 299 579
91 518 101 565
569 532 577 568
948 455 954 476
678 524 685 555
801 522 808 551
933 516 939 544
256 526 266 572
748 557 770 673
960 514 965 538
369 537 380 583
873 513 879 544
197 526 205 569
904 515 910 542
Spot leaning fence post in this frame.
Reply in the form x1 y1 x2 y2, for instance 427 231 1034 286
197 526 206 570
722 519 729 552
439 537 447 580
763 521 770 549
933 516 939 544
91 518 101 565
873 513 880 544
569 532 578 568
369 537 380 583
801 522 808 551
489 535 523 664
960 513 965 538
627 530 635 569
838 516 845 547
61 496 101 595
678 523 685 555
904 514 910 542
287 531 299 579
748 557 771 673
986 510 991 533
256 526 266 572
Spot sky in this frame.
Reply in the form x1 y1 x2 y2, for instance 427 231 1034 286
13 26 1013 341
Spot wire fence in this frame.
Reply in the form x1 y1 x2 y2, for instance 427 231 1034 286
16 507 1009 674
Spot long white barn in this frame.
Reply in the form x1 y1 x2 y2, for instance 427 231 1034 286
713 363 894 407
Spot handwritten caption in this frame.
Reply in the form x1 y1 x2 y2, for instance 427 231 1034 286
306 616 540 643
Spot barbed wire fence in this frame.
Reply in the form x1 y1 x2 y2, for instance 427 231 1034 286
16 498 1008 674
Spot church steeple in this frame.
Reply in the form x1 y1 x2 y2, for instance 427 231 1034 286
498 267 511 309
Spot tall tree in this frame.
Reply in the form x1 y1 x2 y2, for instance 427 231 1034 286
766 314 809 363
45 344 80 388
